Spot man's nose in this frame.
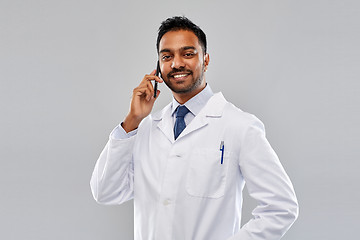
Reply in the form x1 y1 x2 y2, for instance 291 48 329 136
171 55 185 69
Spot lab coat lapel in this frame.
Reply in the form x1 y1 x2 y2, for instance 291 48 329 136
177 92 227 140
152 92 227 142
152 103 175 143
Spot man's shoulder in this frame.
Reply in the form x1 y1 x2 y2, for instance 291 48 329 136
210 92 259 123
224 100 254 118
225 102 261 127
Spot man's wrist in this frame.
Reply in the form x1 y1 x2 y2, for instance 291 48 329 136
122 114 142 133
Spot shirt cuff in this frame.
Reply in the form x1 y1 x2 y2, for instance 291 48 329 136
110 123 138 140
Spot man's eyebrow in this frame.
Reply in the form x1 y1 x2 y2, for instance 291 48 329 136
181 46 196 51
159 46 197 54
159 48 171 54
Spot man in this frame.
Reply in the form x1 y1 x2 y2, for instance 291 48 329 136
91 16 298 240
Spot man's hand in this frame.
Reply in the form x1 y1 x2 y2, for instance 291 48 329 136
122 70 163 133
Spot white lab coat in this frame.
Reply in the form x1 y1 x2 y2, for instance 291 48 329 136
90 92 299 240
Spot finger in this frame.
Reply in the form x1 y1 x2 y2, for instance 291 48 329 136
149 90 161 103
154 90 160 99
133 87 145 98
154 76 163 83
146 81 154 98
144 75 163 83
135 79 157 100
143 74 163 83
137 87 151 101
140 73 155 85
146 88 152 101
134 86 151 98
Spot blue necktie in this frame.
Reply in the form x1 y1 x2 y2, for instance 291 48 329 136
174 105 189 140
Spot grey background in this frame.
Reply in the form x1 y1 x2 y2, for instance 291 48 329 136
1 0 359 239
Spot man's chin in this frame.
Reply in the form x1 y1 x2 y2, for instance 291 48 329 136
171 86 193 94
165 76 204 94
164 81 189 93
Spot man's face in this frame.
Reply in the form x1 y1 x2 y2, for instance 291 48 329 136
158 30 209 95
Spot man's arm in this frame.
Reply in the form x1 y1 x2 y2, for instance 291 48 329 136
90 130 136 204
230 117 299 240
90 70 162 204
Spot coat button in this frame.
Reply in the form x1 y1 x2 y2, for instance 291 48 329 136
163 199 171 206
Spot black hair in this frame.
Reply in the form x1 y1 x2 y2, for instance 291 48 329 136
156 16 207 54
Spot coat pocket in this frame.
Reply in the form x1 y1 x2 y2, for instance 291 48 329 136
186 149 230 198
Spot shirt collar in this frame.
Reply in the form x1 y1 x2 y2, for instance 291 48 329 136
171 84 214 117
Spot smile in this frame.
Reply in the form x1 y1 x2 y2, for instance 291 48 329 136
173 74 190 78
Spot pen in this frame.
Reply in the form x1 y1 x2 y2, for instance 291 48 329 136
220 141 224 164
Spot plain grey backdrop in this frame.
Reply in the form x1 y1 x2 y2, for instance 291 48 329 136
1 0 359 239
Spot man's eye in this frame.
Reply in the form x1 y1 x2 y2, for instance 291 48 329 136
184 53 195 57
162 55 171 61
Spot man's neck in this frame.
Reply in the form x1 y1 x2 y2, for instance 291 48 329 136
172 83 207 105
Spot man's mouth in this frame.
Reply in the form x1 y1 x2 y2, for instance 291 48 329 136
169 72 192 80
173 73 190 79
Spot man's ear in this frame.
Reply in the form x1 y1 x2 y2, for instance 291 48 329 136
204 53 210 72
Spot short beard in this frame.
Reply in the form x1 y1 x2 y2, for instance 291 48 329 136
165 64 205 94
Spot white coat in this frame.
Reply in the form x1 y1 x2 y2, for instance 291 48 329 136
90 92 299 240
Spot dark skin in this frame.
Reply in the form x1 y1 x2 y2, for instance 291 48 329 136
122 30 210 133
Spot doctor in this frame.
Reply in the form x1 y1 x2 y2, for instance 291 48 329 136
91 16 298 240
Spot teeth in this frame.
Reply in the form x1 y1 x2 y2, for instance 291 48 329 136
173 74 188 78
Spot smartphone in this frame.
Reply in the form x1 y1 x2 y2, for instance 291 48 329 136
154 61 161 98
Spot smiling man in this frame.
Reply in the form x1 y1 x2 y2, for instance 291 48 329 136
90 16 298 240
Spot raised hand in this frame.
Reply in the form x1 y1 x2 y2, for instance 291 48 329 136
122 69 163 132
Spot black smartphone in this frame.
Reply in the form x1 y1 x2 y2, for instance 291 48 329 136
154 61 161 98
